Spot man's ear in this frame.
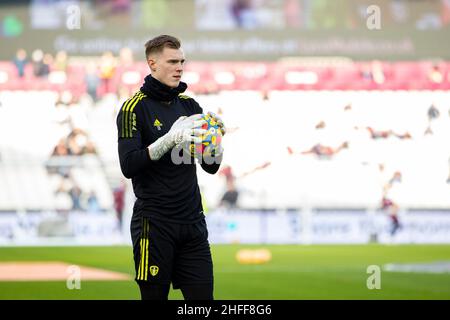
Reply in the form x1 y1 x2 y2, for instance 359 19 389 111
148 57 157 73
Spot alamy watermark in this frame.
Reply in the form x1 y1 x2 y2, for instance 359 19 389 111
366 5 381 30
66 265 81 290
66 4 81 30
366 265 381 290
171 143 222 165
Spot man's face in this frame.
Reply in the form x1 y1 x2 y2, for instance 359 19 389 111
148 47 185 88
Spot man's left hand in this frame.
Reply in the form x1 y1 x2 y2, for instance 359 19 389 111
207 111 226 136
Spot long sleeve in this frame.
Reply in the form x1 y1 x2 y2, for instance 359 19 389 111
200 154 222 174
116 96 150 179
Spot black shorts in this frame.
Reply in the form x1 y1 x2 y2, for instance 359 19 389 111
130 209 213 289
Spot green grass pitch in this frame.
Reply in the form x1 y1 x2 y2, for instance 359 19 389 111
0 244 449 300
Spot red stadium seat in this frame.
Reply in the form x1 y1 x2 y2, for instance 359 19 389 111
1 60 449 93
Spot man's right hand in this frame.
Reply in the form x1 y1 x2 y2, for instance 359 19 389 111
169 114 207 146
148 114 207 161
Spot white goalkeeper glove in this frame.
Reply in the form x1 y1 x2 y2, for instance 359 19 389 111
148 114 207 161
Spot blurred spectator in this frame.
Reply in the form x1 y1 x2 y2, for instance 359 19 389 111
54 176 72 213
42 53 53 76
51 103 96 157
54 50 69 73
87 191 101 213
99 51 117 94
355 126 411 140
389 171 402 185
364 126 392 139
13 48 28 78
67 95 89 131
219 179 239 209
218 165 239 209
381 194 401 237
315 120 326 129
231 0 257 28
361 60 385 84
54 91 72 137
393 131 412 140
427 63 444 84
447 157 450 184
119 47 134 67
378 164 402 239
219 165 235 185
240 161 271 178
298 141 349 159
82 141 97 155
427 103 440 121
424 125 433 135
425 103 440 136
85 61 100 102
113 180 127 229
69 184 83 211
52 138 69 157
31 49 46 77
67 128 88 155
118 47 140 93
371 61 386 84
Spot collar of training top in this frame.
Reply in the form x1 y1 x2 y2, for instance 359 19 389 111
140 74 187 102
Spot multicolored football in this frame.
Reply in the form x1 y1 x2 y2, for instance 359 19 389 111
187 113 222 158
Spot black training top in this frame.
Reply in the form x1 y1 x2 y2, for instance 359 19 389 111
116 75 221 223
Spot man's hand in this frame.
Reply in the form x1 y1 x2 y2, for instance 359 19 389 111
170 114 207 146
207 111 226 136
148 114 207 161
204 111 226 160
211 143 224 158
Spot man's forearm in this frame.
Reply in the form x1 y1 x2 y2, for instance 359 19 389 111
147 134 176 161
201 154 223 174
119 146 151 178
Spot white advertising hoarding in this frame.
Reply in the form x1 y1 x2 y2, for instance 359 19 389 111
1 210 450 245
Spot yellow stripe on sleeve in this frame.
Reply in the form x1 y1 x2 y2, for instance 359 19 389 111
124 93 141 138
127 93 144 137
121 92 140 138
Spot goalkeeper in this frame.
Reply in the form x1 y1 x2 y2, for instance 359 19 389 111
116 35 225 300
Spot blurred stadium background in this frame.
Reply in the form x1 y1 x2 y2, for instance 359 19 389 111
0 0 450 299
